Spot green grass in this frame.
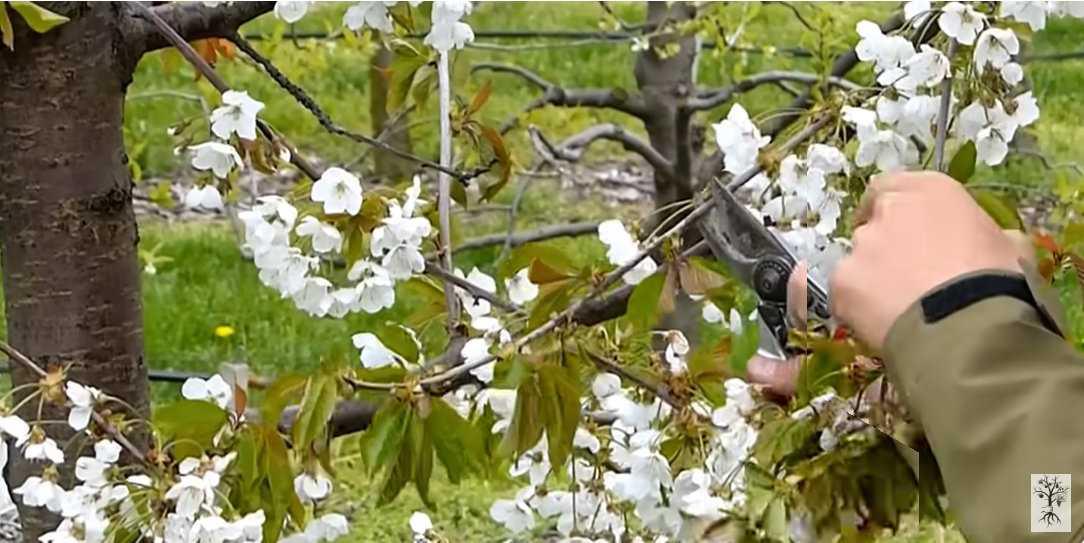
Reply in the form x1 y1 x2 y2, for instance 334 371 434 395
11 2 1084 540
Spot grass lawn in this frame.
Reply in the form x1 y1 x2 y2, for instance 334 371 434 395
5 2 1084 540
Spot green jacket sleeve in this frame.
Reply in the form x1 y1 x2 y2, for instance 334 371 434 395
883 268 1084 542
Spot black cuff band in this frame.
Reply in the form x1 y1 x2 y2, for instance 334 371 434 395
920 273 1061 335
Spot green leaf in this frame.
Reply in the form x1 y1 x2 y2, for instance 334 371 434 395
0 5 13 50
261 374 307 424
154 400 227 459
9 2 68 34
499 373 544 458
426 398 483 483
360 398 411 474
969 188 1024 229
409 413 434 507
626 271 667 331
499 243 576 278
537 364 582 469
947 140 977 183
727 316 759 374
376 323 420 364
528 280 574 328
754 416 816 467
261 425 304 540
763 497 788 541
386 45 429 112
291 372 339 450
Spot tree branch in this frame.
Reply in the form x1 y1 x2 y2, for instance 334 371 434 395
425 262 517 313
687 71 862 112
128 1 274 55
550 124 674 178
472 62 554 91
482 62 649 132
933 40 959 171
229 33 469 182
456 221 602 252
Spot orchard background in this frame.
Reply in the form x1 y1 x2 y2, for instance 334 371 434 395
3 1 1084 542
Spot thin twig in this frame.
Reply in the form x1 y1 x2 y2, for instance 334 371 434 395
933 40 959 171
585 350 684 411
0 342 150 467
457 221 602 252
425 263 517 313
227 33 466 181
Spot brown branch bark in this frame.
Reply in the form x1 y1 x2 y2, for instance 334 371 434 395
550 124 675 179
455 221 602 252
126 1 274 54
687 71 862 112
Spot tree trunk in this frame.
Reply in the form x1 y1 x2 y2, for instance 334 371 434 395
0 4 148 538
369 42 414 183
634 1 698 212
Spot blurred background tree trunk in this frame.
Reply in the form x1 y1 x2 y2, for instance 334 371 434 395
369 42 414 183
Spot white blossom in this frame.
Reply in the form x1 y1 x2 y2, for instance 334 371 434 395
311 167 363 216
461 338 494 383
348 260 397 313
294 472 332 503
597 220 658 285
65 381 101 431
713 103 770 174
425 0 475 52
210 90 264 141
591 372 622 400
702 301 725 323
352 332 398 369
1001 0 1049 30
903 0 931 20
181 374 233 410
295 216 343 254
504 268 539 305
24 436 65 464
854 20 915 72
409 511 433 538
274 0 310 23
344 1 394 32
490 488 536 533
663 330 690 375
13 476 65 512
184 185 224 211
189 142 244 179
0 415 29 444
293 276 334 317
1001 62 1024 85
974 28 1020 71
939 2 986 45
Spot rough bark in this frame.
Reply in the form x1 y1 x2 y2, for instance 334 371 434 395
369 43 415 182
0 4 148 537
633 2 698 212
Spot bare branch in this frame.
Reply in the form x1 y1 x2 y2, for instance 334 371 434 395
934 41 959 171
425 262 517 313
472 62 554 91
127 1 273 54
229 34 468 182
687 71 862 112
456 222 602 252
550 124 675 178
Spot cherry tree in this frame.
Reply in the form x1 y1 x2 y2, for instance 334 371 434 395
0 1 1081 542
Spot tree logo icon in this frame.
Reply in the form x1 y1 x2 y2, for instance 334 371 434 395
1031 474 1072 533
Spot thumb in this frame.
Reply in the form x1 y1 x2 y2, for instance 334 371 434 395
746 354 801 398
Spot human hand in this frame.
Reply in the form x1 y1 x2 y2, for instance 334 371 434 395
829 171 1027 352
746 261 810 397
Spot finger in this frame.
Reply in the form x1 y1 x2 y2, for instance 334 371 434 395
828 254 857 324
787 260 809 329
747 354 801 398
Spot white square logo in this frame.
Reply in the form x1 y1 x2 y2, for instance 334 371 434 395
1031 474 1072 532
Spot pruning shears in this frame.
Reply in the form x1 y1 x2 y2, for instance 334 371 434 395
699 179 832 359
